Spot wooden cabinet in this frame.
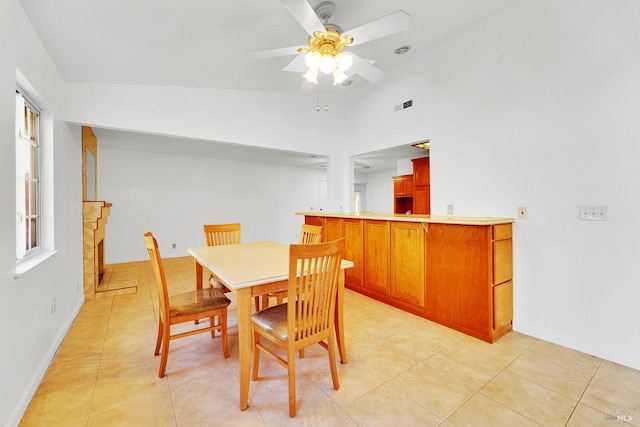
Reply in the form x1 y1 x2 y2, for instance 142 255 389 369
363 220 390 296
394 174 414 214
492 224 513 334
323 217 344 243
391 221 425 310
307 216 364 290
303 213 513 343
413 185 431 215
424 222 513 342
393 158 430 214
344 219 364 289
412 157 430 186
412 157 430 214
393 174 413 196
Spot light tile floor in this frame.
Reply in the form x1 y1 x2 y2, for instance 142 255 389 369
20 257 640 426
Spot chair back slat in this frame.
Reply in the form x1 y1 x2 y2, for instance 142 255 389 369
204 223 241 246
299 224 322 244
288 238 344 342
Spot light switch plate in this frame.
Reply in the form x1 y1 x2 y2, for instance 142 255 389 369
517 206 528 219
579 205 608 221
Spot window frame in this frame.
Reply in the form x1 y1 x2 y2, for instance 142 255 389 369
16 88 42 261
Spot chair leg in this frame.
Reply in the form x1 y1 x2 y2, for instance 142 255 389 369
221 308 229 358
158 326 171 378
327 330 340 390
154 319 163 356
210 316 216 338
251 330 260 381
287 346 297 418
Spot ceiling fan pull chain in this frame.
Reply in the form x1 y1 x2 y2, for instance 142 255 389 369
324 76 328 112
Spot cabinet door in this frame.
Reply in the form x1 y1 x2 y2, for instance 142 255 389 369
393 175 413 196
413 185 430 214
344 219 364 288
323 217 344 243
403 176 414 196
425 224 490 333
393 178 404 196
412 157 430 186
364 220 390 296
391 222 425 308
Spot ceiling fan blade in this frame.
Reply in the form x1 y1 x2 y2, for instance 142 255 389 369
245 46 301 59
281 0 326 37
349 53 385 82
345 10 411 46
283 54 307 72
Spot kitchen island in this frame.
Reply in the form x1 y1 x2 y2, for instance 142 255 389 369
297 212 514 343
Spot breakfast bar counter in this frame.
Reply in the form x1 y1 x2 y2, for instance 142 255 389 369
297 211 515 343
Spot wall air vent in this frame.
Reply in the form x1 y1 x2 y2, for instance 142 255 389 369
394 99 413 112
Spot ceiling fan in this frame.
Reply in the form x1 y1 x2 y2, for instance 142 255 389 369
245 0 411 87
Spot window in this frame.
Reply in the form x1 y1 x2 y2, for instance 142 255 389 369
15 89 41 260
354 191 361 213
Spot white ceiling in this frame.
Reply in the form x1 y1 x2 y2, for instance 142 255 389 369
20 0 516 171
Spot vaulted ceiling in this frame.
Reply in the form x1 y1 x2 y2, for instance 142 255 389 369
20 0 517 171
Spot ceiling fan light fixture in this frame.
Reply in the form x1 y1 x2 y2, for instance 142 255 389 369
305 51 321 69
335 52 352 71
303 68 319 84
319 54 337 74
332 69 347 85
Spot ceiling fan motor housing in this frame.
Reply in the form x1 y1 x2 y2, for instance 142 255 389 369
315 1 336 22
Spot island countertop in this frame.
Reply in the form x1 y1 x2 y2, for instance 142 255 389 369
296 211 514 226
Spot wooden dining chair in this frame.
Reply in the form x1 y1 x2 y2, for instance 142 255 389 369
251 238 344 417
203 223 241 292
260 224 323 310
144 232 231 378
299 223 323 244
204 223 241 247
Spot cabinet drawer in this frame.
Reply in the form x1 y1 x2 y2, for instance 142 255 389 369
493 239 513 285
493 223 512 240
493 281 513 331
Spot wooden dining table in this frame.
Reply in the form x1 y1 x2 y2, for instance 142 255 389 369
188 241 353 411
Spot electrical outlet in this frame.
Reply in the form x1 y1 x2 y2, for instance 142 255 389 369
172 243 176 249
51 297 56 314
447 204 454 215
579 205 608 221
518 206 528 219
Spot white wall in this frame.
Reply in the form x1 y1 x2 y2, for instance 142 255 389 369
64 83 354 212
361 169 395 213
97 132 327 263
346 0 640 370
1 1 84 426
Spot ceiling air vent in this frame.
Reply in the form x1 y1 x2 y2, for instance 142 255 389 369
394 99 413 112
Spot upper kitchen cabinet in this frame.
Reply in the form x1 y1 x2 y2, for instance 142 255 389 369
412 157 430 186
412 157 430 214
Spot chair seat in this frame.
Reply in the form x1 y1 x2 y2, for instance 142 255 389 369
251 304 289 341
169 287 230 317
